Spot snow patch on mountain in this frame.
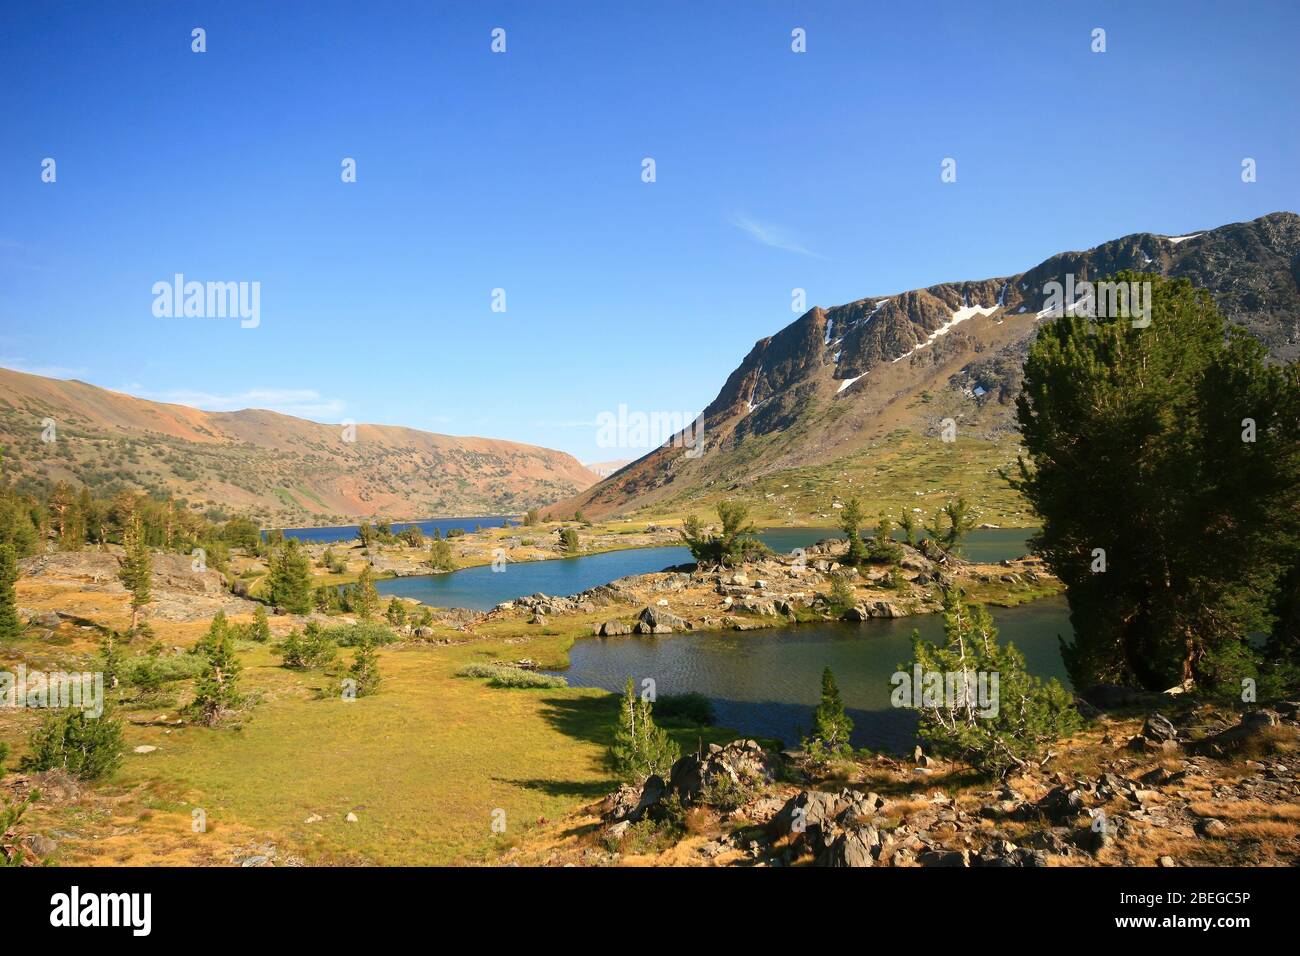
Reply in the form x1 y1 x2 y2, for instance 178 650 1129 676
891 302 1000 362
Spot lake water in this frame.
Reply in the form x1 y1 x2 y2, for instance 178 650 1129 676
372 524 1058 752
374 527 1036 611
550 596 1074 754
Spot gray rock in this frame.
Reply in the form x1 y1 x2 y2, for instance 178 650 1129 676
1034 785 1086 823
606 820 631 841
867 601 905 618
1197 818 1229 838
605 774 666 823
817 824 881 867
1141 713 1179 743
22 834 58 858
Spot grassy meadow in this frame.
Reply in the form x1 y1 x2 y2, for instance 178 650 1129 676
4 606 741 866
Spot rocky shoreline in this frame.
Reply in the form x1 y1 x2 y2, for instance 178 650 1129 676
484 537 1058 637
503 699 1300 868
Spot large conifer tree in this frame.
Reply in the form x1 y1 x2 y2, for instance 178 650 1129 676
1012 273 1300 691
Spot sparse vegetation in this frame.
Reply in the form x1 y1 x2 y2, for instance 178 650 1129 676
116 511 152 634
0 543 19 640
610 677 679 781
680 501 770 567
456 662 567 689
804 666 854 765
910 589 1080 777
22 709 125 781
188 611 244 726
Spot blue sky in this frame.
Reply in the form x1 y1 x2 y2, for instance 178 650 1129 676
2 0 1297 462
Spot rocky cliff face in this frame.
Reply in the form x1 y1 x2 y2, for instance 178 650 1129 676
556 212 1300 519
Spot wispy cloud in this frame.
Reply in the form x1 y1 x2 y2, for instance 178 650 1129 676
123 385 347 420
729 213 827 259
0 356 88 379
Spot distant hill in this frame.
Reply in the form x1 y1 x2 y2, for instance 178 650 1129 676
0 368 597 526
550 212 1300 522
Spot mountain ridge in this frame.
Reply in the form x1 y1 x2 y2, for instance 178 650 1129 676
551 211 1300 520
0 366 598 526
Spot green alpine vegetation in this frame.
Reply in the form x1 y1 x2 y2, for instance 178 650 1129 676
266 538 313 614
804 666 854 765
609 677 679 782
680 501 770 567
909 589 1080 778
1012 272 1300 694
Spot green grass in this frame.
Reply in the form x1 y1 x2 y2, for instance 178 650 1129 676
105 630 741 865
457 662 568 689
633 432 1035 528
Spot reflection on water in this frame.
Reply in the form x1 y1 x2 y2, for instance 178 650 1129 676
550 596 1073 754
376 527 1036 611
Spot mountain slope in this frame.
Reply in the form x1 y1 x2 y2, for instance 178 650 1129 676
0 368 597 526
552 212 1300 521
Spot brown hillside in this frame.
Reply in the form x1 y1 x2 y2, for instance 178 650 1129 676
0 367 596 526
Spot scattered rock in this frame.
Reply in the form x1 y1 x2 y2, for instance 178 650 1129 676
1141 713 1179 744
1197 818 1228 838
606 820 631 841
22 834 58 858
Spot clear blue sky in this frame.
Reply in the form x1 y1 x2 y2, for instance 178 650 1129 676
2 0 1297 462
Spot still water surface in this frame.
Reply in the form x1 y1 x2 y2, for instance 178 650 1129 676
373 525 1058 752
551 596 1073 753
376 527 1036 611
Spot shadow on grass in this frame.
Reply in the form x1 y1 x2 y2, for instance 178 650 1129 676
535 694 619 749
494 776 613 799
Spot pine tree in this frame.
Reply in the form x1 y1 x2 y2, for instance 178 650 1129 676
385 597 407 628
899 512 919 547
910 588 1080 777
250 604 271 642
117 512 151 635
1011 272 1300 691
266 539 312 614
609 677 679 782
805 666 854 763
22 708 124 780
100 632 124 689
838 498 866 564
679 502 768 567
190 611 243 726
928 497 975 553
0 543 21 640
353 564 379 619
427 537 454 571
866 513 903 564
348 637 381 697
